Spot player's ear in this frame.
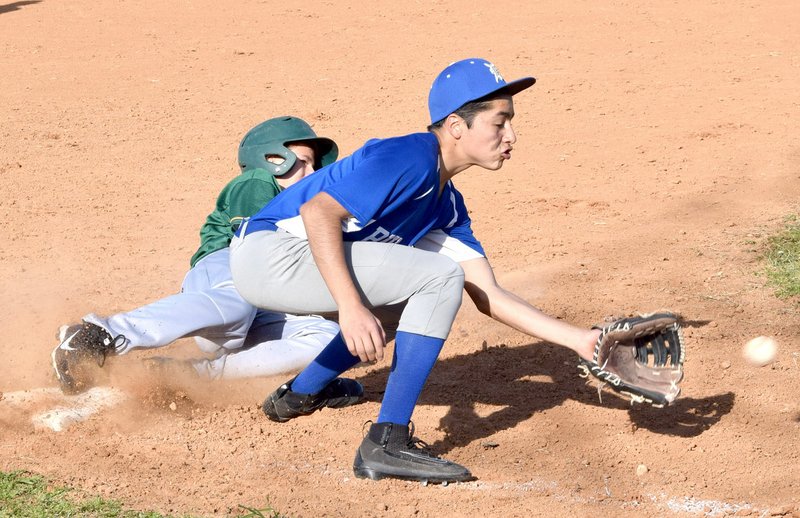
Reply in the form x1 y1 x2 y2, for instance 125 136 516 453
443 114 464 139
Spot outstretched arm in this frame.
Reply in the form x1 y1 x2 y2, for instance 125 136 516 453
460 257 598 360
300 192 386 362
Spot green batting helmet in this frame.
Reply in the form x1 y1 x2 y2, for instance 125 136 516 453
238 116 338 176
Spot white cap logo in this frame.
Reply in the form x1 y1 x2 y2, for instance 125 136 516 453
484 62 504 83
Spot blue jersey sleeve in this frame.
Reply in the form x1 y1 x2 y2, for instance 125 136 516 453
439 186 485 257
413 182 485 260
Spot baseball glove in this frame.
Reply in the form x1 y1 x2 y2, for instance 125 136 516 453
577 312 685 407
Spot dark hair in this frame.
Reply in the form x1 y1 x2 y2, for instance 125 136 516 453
427 92 507 131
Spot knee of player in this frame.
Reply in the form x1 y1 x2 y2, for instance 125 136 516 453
432 256 465 292
308 319 341 338
448 261 465 288
227 300 260 323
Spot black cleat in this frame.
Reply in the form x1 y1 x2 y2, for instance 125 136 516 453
262 377 364 422
353 422 473 483
51 322 125 395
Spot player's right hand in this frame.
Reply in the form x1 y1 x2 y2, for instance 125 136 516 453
338 303 387 363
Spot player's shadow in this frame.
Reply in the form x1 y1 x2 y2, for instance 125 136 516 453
0 0 41 14
356 341 734 454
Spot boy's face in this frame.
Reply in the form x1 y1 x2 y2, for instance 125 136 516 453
271 142 317 189
460 96 517 171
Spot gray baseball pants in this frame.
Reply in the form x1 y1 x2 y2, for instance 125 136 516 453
84 247 340 379
229 229 464 340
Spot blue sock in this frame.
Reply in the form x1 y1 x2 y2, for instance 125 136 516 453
377 331 445 425
291 333 360 394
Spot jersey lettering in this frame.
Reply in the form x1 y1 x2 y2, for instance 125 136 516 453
363 226 403 244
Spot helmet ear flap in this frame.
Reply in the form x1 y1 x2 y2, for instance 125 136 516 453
238 137 298 176
259 147 297 177
261 145 297 176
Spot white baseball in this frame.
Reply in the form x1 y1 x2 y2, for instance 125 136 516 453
742 336 778 367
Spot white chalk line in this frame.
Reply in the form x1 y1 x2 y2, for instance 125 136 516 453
458 481 765 517
2 386 128 432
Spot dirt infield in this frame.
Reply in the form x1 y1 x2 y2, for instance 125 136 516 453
1 1 799 516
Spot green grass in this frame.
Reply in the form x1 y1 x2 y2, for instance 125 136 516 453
0 470 287 518
0 470 161 518
763 215 800 299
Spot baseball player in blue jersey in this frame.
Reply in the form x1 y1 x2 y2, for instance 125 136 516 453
229 59 602 483
51 116 363 413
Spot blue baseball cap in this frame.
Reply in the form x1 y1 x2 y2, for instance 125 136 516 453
428 58 536 124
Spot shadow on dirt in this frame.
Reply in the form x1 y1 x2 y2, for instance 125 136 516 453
0 0 40 15
357 340 734 454
627 392 735 437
